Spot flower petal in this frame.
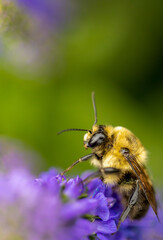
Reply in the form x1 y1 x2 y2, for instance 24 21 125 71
95 193 110 221
96 219 117 234
62 198 98 221
64 176 84 199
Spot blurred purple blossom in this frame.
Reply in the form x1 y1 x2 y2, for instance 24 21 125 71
15 0 73 29
0 168 97 240
0 0 75 73
0 138 42 173
0 165 162 240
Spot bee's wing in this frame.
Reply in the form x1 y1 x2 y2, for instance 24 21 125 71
126 155 158 219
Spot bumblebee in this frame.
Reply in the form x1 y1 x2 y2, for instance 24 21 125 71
58 93 158 229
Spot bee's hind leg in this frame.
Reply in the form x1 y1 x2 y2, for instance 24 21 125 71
117 180 139 230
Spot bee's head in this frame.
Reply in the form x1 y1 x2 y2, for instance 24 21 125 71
84 125 107 149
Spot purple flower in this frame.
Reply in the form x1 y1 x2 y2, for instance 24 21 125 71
0 165 162 240
0 168 96 240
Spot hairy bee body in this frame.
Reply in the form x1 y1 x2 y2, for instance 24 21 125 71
84 124 154 220
87 125 147 184
59 93 158 229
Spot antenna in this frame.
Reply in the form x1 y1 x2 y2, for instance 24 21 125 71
57 128 92 135
92 92 97 125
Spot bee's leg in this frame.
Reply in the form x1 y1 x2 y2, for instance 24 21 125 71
83 167 120 185
102 167 121 174
61 153 94 175
83 170 102 184
117 180 139 230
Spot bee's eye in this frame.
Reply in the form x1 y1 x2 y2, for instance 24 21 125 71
88 132 106 148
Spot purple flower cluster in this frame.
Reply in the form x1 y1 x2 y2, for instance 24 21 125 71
0 166 162 240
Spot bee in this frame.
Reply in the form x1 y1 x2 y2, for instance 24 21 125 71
58 93 158 229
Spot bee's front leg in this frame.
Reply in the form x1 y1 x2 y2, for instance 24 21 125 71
117 179 139 230
61 153 94 175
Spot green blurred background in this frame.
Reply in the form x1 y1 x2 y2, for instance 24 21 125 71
0 0 162 185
